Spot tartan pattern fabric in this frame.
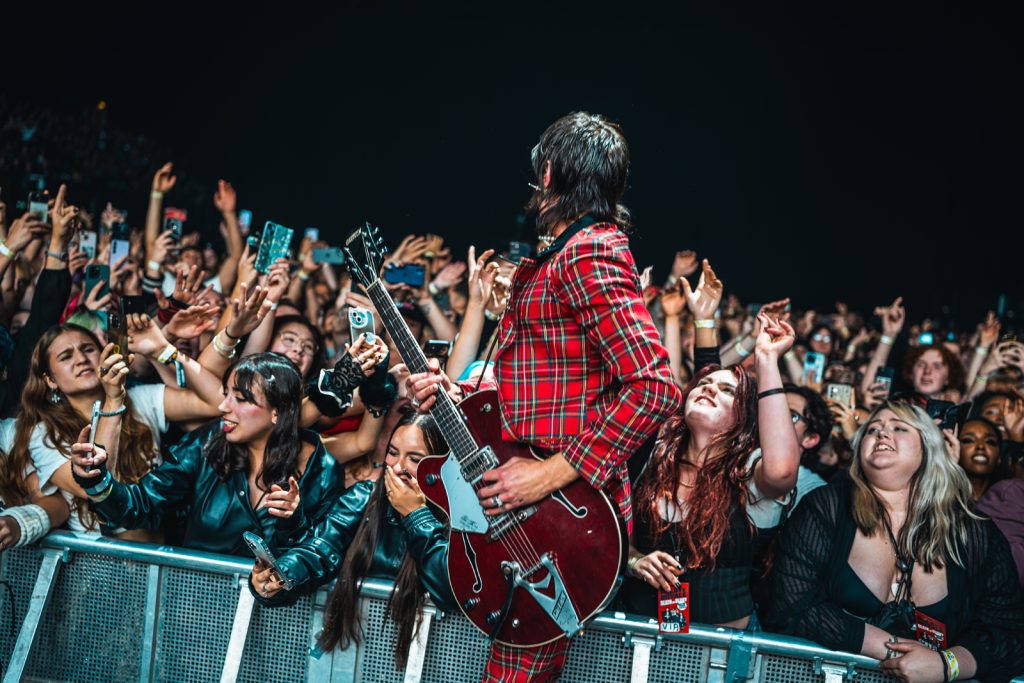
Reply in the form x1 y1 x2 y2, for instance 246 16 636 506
491 222 681 530
483 638 570 683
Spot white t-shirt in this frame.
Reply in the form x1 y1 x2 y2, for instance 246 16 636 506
30 384 167 532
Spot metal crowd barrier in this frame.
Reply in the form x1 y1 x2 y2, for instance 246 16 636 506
0 531 980 683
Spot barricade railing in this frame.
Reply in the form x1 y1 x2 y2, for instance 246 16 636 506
0 532 997 683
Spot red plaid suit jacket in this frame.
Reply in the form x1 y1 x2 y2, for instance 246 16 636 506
487 217 681 531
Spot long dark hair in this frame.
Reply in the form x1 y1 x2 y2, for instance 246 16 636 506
319 410 448 668
634 364 758 570
204 353 303 488
1 325 157 528
526 112 632 235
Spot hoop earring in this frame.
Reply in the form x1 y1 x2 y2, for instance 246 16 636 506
48 388 62 405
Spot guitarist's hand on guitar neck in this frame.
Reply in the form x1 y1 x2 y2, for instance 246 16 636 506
406 358 463 412
477 452 580 516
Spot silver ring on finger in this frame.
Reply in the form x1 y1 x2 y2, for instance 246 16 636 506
491 495 502 508
410 397 421 408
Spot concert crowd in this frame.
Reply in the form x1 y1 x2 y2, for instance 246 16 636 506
0 105 1022 682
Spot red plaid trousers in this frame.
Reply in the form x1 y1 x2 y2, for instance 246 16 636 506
483 639 570 683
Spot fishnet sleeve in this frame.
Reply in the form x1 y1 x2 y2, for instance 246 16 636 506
763 484 866 654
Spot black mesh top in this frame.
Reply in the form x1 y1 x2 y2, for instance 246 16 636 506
763 476 1024 682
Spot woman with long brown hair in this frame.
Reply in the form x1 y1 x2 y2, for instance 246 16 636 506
616 312 800 629
6 316 226 536
252 410 453 668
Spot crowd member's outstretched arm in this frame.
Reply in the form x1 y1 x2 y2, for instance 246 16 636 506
752 313 801 499
144 163 175 267
859 296 904 398
965 311 1000 389
213 180 243 293
126 313 228 421
447 247 497 381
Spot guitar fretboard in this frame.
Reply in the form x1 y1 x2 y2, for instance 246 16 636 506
366 281 482 466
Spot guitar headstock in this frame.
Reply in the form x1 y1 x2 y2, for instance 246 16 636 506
342 222 388 289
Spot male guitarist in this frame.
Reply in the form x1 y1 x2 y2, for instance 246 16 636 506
408 111 681 681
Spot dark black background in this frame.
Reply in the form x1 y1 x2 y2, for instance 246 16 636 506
5 1 1021 326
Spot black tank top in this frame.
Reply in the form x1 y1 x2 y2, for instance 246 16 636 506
615 492 774 624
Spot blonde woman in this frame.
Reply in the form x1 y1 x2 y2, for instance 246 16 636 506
765 401 1024 683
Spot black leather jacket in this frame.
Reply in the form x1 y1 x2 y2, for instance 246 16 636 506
256 480 455 611
92 421 345 575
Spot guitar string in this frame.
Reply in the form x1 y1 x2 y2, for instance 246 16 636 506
367 282 543 569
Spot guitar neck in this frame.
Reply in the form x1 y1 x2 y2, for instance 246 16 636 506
365 282 481 463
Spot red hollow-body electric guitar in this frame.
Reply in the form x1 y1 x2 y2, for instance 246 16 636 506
343 225 627 647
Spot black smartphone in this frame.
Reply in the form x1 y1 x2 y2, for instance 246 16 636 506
84 264 111 300
925 400 972 431
121 294 152 316
383 263 426 288
312 246 346 265
107 308 129 357
508 241 532 263
424 339 451 369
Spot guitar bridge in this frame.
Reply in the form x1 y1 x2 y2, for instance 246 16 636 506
488 506 538 541
500 553 583 638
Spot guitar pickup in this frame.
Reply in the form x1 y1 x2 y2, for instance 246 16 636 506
488 505 538 541
462 446 500 484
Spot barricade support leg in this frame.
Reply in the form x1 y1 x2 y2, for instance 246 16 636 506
2 548 64 683
402 606 434 683
138 564 162 683
219 577 255 683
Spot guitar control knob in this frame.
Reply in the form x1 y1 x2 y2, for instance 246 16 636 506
462 598 480 611
424 474 439 486
486 610 502 625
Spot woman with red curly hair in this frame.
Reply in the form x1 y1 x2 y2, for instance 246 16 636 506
616 313 801 628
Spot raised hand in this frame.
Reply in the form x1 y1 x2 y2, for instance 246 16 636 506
83 278 112 312
639 265 654 292
755 312 796 359
874 296 906 338
1003 393 1024 442
670 250 699 279
152 162 177 195
827 400 858 440
346 334 388 375
50 184 79 247
126 313 172 358
978 311 1001 348
431 260 467 291
225 282 273 339
98 343 131 401
466 246 498 308
264 258 291 302
660 284 686 318
237 242 258 289
68 243 88 275
213 179 237 214
259 476 300 519
680 258 724 320
173 264 207 305
3 212 49 253
150 229 177 269
165 303 217 340
100 202 126 230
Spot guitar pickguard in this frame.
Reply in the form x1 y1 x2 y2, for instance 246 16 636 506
441 453 489 533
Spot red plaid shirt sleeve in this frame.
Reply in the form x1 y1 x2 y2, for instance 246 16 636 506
549 230 681 490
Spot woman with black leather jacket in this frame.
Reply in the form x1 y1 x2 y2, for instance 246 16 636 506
69 347 389 598
252 410 453 668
